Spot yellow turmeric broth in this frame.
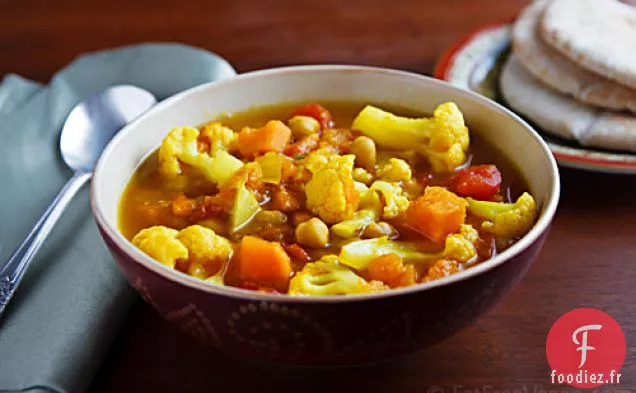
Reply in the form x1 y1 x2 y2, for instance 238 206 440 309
118 101 537 295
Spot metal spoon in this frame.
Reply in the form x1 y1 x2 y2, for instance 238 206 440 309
0 85 157 318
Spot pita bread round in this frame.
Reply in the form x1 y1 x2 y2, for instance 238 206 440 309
499 54 636 153
512 0 636 114
540 0 636 90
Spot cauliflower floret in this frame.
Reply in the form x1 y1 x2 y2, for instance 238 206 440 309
305 154 360 224
354 181 370 197
158 127 200 177
330 181 386 238
431 102 470 151
466 192 538 239
132 226 188 269
288 255 388 296
377 158 412 182
442 224 479 263
339 224 479 271
176 225 234 265
421 259 464 282
176 225 234 283
302 147 337 174
200 122 238 154
369 181 410 219
352 102 469 172
158 126 243 186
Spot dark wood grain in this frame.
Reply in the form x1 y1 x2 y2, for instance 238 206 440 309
3 1 635 392
0 0 530 79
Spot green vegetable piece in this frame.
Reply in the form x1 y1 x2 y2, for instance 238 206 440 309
200 150 244 186
255 153 283 184
339 237 427 270
331 209 378 238
339 224 480 271
229 184 262 233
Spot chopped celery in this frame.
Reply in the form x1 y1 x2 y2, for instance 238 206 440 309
229 185 261 233
200 150 244 186
331 209 378 238
256 153 283 184
339 237 428 270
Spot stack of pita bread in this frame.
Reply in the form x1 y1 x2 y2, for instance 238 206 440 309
500 0 636 153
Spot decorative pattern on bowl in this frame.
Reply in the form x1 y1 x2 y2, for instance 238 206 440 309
102 225 546 366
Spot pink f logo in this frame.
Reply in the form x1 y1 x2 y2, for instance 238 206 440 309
572 324 602 368
547 308 626 388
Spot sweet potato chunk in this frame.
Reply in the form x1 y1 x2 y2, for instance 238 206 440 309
367 253 416 288
237 236 292 291
405 186 467 243
238 120 292 159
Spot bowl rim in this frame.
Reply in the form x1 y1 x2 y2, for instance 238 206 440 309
90 64 561 303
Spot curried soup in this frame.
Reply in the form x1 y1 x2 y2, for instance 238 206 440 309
119 101 538 296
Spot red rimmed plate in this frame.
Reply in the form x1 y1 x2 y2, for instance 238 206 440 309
433 22 636 174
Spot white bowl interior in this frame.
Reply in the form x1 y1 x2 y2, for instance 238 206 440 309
92 65 559 300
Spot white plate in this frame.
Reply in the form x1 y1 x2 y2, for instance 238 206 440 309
433 23 636 174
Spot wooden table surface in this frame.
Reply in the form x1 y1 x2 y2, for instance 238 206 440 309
3 0 635 392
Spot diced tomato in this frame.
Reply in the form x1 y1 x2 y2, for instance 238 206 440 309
272 186 301 212
284 134 320 157
452 164 502 200
283 243 311 262
290 103 333 129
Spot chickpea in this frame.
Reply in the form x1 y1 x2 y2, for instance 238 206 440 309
295 217 330 248
350 136 377 170
402 178 423 199
363 221 398 239
254 210 288 228
288 115 320 139
352 167 374 185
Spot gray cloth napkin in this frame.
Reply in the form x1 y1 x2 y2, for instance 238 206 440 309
0 43 236 393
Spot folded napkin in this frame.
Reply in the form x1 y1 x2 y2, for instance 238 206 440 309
0 43 236 393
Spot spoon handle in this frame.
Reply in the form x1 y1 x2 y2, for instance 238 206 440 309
0 171 92 319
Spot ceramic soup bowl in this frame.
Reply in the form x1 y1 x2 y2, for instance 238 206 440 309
91 65 560 366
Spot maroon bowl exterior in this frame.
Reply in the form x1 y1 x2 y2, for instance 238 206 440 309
96 221 551 366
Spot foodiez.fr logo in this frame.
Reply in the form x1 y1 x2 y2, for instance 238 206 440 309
546 308 626 389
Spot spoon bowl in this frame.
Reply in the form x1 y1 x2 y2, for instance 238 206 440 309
0 85 157 318
60 86 158 173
